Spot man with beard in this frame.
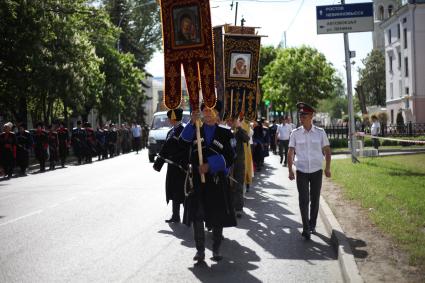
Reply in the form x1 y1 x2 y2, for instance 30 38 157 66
180 101 236 262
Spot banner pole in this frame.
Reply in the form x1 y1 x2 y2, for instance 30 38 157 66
196 118 206 183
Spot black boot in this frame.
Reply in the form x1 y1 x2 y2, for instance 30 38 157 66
212 227 223 261
165 201 181 223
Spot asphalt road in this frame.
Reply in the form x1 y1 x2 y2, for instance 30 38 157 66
0 151 343 282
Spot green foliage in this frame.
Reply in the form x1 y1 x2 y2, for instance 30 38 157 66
0 0 150 125
329 139 348 148
261 46 336 112
317 76 347 118
357 49 386 106
103 0 162 70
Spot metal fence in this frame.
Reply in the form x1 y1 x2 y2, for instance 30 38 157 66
323 125 349 140
323 122 425 139
382 122 425 137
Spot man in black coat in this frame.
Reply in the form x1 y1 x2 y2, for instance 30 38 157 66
0 122 17 179
180 101 236 262
33 122 49 172
71 121 86 165
16 123 33 175
153 108 188 223
57 121 70 168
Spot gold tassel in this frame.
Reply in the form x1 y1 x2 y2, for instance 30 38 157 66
171 110 176 120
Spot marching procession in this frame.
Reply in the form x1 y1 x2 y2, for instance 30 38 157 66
0 121 148 178
152 101 332 261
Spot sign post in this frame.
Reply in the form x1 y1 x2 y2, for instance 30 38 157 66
316 2 373 163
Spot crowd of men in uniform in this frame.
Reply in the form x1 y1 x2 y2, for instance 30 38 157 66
153 101 332 262
0 121 149 179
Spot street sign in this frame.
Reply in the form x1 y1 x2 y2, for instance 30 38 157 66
316 3 374 34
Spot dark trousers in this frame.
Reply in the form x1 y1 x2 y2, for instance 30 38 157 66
171 200 181 219
372 136 380 150
133 137 141 153
278 140 289 164
296 170 323 231
193 197 223 253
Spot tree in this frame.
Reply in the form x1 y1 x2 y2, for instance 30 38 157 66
316 75 348 119
261 46 336 113
357 49 386 107
103 0 162 70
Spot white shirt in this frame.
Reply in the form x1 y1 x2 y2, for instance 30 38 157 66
370 121 380 136
276 123 293 141
131 125 142 138
288 125 330 173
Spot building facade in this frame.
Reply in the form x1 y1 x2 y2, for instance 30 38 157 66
381 1 425 124
373 0 400 51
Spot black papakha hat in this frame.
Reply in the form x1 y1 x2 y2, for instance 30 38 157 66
296 102 315 114
167 108 183 121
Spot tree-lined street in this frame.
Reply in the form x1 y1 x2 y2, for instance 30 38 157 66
0 152 343 282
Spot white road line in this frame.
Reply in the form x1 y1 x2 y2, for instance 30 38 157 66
0 209 43 227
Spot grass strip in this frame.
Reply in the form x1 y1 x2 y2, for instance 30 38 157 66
331 154 425 266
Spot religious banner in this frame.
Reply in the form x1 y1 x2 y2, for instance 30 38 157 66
213 25 225 110
159 0 216 110
223 33 261 121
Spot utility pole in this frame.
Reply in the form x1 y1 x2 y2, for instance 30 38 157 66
234 2 238 25
341 0 358 163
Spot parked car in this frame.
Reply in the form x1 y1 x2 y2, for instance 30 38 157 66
147 110 190 162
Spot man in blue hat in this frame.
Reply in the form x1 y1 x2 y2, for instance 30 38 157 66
287 102 332 240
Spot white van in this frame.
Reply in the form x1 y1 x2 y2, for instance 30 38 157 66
147 110 190 162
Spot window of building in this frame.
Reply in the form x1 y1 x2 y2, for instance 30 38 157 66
405 98 410 109
389 55 393 72
405 57 409 77
391 109 394 124
398 51 402 69
388 29 392 44
388 5 394 17
405 87 409 95
399 80 402 97
403 17 407 23
397 24 401 39
404 28 408 48
379 6 384 20
390 82 394 99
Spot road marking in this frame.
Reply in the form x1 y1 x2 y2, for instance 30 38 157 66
0 209 43 227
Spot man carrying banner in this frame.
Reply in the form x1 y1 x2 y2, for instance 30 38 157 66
180 101 236 262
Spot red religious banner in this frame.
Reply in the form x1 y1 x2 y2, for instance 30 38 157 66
223 32 262 121
159 0 216 111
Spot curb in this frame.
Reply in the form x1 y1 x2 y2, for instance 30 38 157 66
320 196 364 283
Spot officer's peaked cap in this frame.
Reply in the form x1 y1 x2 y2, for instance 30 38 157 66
296 102 315 114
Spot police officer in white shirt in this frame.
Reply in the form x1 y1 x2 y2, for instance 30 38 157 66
288 102 332 240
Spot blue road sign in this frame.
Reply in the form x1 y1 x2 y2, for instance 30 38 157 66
316 3 374 34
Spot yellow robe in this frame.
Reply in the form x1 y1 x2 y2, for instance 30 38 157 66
241 120 253 185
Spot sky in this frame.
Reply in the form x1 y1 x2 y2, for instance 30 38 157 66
145 0 375 90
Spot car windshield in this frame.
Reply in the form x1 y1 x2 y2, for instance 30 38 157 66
151 115 171 129
151 113 191 130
